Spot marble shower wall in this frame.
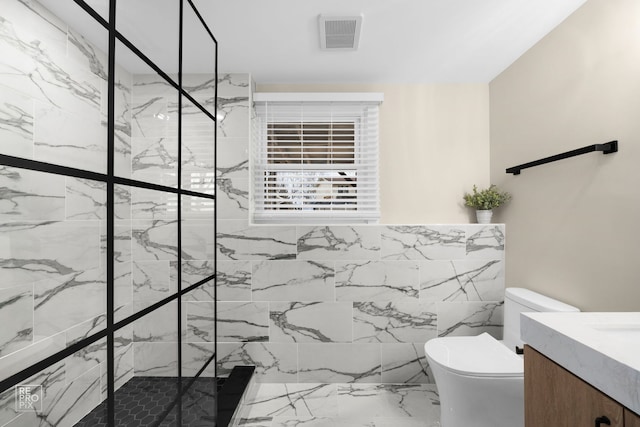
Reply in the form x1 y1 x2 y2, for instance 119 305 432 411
125 71 216 380
0 1 216 425
0 1 130 425
216 73 506 384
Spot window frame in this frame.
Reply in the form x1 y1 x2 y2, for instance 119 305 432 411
252 92 383 225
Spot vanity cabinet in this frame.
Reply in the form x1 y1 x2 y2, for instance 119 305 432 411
525 346 640 426
626 409 640 427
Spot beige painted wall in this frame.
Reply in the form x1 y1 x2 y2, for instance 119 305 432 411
256 83 490 224
490 0 640 311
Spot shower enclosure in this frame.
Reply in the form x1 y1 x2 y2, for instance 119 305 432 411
0 0 219 425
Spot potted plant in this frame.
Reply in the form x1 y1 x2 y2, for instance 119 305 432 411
463 184 511 224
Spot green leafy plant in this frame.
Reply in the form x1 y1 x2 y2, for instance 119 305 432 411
463 185 511 210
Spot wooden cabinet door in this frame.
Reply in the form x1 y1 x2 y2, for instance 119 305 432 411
626 409 640 427
524 346 624 427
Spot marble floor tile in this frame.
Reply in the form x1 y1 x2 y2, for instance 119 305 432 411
240 383 441 427
372 418 440 427
270 416 337 426
337 384 440 419
244 384 338 419
238 416 274 427
271 418 439 427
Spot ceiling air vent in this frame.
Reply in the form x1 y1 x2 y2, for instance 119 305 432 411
319 15 363 50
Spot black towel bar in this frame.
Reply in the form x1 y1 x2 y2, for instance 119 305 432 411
506 141 618 175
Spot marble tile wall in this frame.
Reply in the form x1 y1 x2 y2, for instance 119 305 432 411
0 1 217 425
0 2 127 424
217 73 506 384
216 222 506 384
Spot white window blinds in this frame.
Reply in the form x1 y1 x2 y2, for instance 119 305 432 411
252 93 382 224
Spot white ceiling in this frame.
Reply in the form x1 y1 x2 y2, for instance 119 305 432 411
194 0 589 84
36 0 588 83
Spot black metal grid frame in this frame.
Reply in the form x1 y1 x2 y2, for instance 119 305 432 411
0 0 218 425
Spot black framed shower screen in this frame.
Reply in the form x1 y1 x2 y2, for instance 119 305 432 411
0 0 218 425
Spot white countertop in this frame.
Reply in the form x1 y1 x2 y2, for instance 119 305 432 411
521 312 640 415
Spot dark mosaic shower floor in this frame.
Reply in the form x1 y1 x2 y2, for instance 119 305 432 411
75 377 219 427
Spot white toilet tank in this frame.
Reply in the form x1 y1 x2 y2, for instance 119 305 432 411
503 287 580 352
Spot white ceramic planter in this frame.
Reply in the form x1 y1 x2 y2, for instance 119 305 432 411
476 209 493 224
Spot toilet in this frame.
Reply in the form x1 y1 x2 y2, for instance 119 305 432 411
424 287 579 427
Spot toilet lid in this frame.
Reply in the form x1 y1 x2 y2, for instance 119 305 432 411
424 333 523 377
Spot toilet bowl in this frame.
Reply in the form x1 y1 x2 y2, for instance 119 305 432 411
424 287 579 427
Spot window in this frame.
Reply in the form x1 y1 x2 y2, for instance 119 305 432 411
252 93 383 224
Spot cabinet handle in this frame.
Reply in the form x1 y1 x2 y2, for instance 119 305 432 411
595 416 611 426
